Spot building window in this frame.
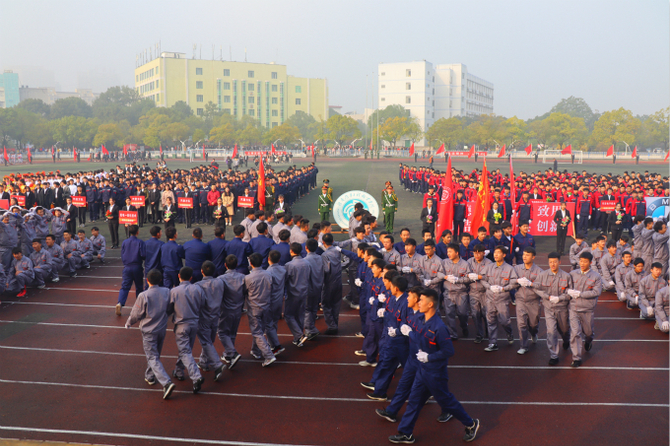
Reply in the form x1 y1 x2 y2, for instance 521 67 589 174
271 72 278 79
272 97 278 104
223 108 231 114
271 84 278 92
135 75 138 81
196 95 203 102
156 80 159 88
156 94 160 101
248 83 254 91
249 109 254 116
224 96 231 103
272 110 278 117
224 69 230 76
295 86 302 93
272 122 278 127
381 72 385 76
224 82 230 90
405 96 411 104
381 84 385 89
381 97 386 102
248 70 254 78
196 81 203 89
295 98 301 105
196 68 203 75
196 108 203 116
406 82 411 90
406 69 411 77
248 96 254 103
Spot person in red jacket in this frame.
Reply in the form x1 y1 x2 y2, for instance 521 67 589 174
207 185 221 225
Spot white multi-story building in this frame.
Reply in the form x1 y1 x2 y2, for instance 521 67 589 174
378 61 493 145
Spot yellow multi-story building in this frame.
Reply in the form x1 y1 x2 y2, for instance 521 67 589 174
134 52 328 128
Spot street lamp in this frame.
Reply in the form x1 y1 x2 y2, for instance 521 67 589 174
621 140 630 155
350 138 362 148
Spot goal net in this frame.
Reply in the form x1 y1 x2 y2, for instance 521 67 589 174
542 150 583 164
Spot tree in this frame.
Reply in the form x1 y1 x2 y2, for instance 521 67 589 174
236 124 262 146
501 116 527 148
425 117 464 149
50 116 98 148
169 101 193 121
16 98 50 118
549 96 599 130
50 97 93 119
94 123 125 148
367 105 409 132
161 122 191 146
465 114 506 148
263 123 301 146
544 113 588 149
139 114 171 148
285 111 317 142
192 128 206 145
209 123 236 146
326 114 361 146
589 108 641 151
639 107 669 150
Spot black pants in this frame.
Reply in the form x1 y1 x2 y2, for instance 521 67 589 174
78 208 86 225
108 220 119 247
454 221 465 241
556 226 568 254
67 220 77 236
150 204 160 223
184 209 192 228
600 212 610 234
611 225 623 243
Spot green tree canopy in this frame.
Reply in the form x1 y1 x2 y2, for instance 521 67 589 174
50 97 93 120
589 108 641 151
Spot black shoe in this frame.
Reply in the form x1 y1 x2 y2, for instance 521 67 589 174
474 335 483 344
228 353 241 370
272 346 285 356
360 381 375 391
172 370 184 381
376 408 397 423
214 364 226 381
323 328 338 335
193 377 205 394
437 412 453 423
367 392 387 401
163 382 176 400
563 340 570 350
463 419 480 442
462 327 469 337
484 343 498 352
584 341 592 351
145 377 157 386
306 331 320 341
571 360 582 368
548 357 559 366
389 433 415 444
507 333 514 344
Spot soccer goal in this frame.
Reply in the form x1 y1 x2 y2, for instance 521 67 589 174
542 150 583 164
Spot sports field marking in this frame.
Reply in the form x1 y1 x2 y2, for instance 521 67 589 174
0 345 668 372
0 378 666 407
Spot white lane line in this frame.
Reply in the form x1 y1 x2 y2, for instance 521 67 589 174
0 319 667 342
0 345 667 372
42 287 119 293
69 276 120 279
0 378 666 408
0 426 313 446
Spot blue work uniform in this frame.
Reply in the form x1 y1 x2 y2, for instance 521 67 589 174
160 240 184 288
272 241 292 266
249 234 275 268
512 232 536 264
183 238 211 282
226 237 253 274
195 276 225 371
303 251 324 336
371 291 410 397
362 276 386 363
168 281 204 381
245 267 275 360
266 263 287 348
118 235 146 306
284 256 310 342
207 237 228 277
218 270 246 359
144 236 164 277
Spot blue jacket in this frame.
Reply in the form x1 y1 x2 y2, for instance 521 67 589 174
121 235 146 268
160 240 184 272
144 237 164 274
272 241 292 266
183 239 212 273
513 232 536 263
207 237 228 276
409 312 454 375
249 234 275 268
227 237 253 274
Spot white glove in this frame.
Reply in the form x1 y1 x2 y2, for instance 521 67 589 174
400 324 412 336
380 248 387 253
515 247 519 252
447 274 457 284
634 295 639 306
484 250 490 256
423 279 432 286
124 322 131 329
378 294 386 303
576 215 580 220
335 246 342 252
490 285 501 293
402 266 411 273
468 273 479 281
647 307 654 317
528 219 532 224
369 297 375 305
609 281 615 287
377 308 385 318
416 350 429 363
571 290 581 298
550 296 560 304
588 215 591 220
387 327 397 337
355 278 362 287
662 321 669 332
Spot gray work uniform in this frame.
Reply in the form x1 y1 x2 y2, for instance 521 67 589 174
654 286 669 331
614 262 634 302
569 241 589 269
290 226 307 245
0 215 20 271
90 234 106 260
632 223 644 259
321 246 350 331
442 257 472 339
568 268 602 361
272 222 288 243
29 249 53 286
240 217 254 242
481 262 518 345
382 248 401 266
599 251 620 291
513 263 543 349
61 239 87 273
421 254 445 293
652 232 670 276
169 282 204 381
467 257 492 339
590 248 605 276
284 256 310 341
45 243 65 279
534 269 573 359
244 267 275 360
266 263 287 347
7 257 35 293
303 252 324 336
398 253 424 288
218 270 246 358
126 285 172 386
616 242 631 258
638 275 668 320
624 269 649 308
78 238 95 263
640 227 654 272
195 276 225 371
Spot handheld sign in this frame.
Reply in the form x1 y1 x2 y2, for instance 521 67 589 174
72 196 87 207
119 211 138 225
238 196 255 208
178 197 193 209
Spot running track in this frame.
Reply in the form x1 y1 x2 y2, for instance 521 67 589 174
0 253 667 446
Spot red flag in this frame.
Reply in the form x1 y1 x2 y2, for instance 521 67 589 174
409 142 415 156
159 144 163 155
257 154 266 208
467 144 475 159
606 145 614 157
435 155 454 236
101 145 109 156
73 147 77 159
436 143 445 155
524 144 532 156
470 159 491 231
631 146 637 158
510 156 519 235
271 144 276 155
664 150 669 161
561 145 572 155
497 144 506 158
3 146 8 163
232 143 238 158
123 145 128 157
27 147 32 161
310 144 314 157
202 145 206 159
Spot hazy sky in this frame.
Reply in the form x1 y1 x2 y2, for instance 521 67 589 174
1 0 668 119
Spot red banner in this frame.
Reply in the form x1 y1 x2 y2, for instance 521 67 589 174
130 196 145 207
244 151 286 156
119 210 138 225
178 197 193 209
10 195 25 207
237 196 255 208
530 202 576 236
445 151 487 157
463 201 476 234
0 199 9 210
72 196 87 207
600 200 616 212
